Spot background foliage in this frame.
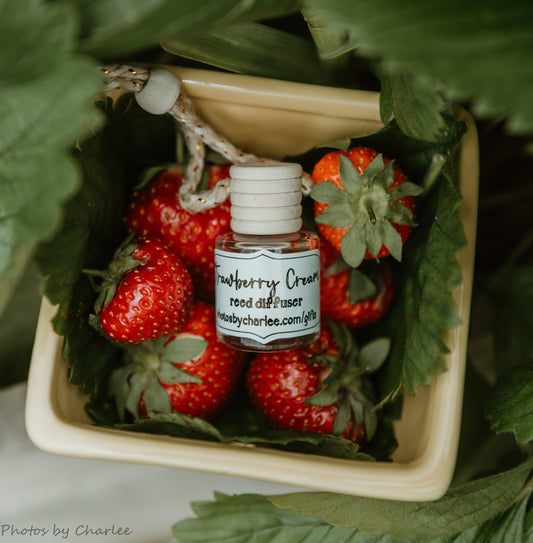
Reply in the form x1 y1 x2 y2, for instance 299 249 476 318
1 0 532 540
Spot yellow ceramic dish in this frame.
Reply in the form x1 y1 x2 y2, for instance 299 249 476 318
25 67 479 501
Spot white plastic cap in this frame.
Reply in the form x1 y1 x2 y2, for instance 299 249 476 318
229 162 304 234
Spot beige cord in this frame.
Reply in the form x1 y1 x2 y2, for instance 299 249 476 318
102 64 312 212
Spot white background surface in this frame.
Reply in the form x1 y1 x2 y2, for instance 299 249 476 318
0 382 302 543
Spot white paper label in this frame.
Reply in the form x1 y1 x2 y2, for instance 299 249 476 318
214 248 320 344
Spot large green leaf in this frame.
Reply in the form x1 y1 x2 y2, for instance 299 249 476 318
0 0 75 87
34 131 127 392
73 0 302 58
269 460 533 540
486 364 533 445
304 0 533 133
490 265 533 375
452 364 518 487
173 493 352 543
116 411 372 461
0 0 103 315
34 102 177 393
163 22 326 84
0 262 42 385
387 169 466 396
172 468 533 543
378 67 448 142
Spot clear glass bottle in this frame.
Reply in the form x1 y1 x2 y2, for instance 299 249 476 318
215 163 320 352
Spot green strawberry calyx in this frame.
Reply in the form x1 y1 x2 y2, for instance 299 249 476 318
311 153 423 267
324 255 380 304
306 321 391 441
84 235 144 314
108 334 208 420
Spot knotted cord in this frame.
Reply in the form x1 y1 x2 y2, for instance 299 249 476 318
102 64 312 213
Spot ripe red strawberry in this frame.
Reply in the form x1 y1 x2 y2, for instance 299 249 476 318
320 240 394 328
109 301 246 421
88 236 193 344
204 162 232 190
311 147 423 268
126 164 232 300
246 323 390 444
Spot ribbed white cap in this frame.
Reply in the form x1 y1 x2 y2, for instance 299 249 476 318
229 163 303 234
230 163 302 180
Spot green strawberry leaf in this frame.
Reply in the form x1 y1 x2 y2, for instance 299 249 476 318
387 203 415 227
479 492 531 543
314 203 354 229
172 468 533 543
328 320 358 360
310 182 348 205
363 405 379 443
388 181 425 200
158 361 203 385
379 67 394 126
486 364 533 444
0 262 42 386
117 411 375 461
490 265 533 375
230 430 373 461
162 337 209 363
332 397 352 436
143 377 172 414
125 371 151 420
338 154 364 193
389 171 465 396
35 102 178 396
306 383 341 407
361 154 388 188
304 0 533 134
74 0 301 58
0 0 103 315
317 137 352 151
0 0 75 87
107 366 134 421
173 493 335 543
118 412 224 442
363 224 383 258
348 268 377 303
358 338 391 374
525 503 533 542
378 67 449 142
163 22 326 85
451 364 519 487
253 431 373 461
340 225 366 268
34 114 128 393
380 221 403 261
269 459 533 540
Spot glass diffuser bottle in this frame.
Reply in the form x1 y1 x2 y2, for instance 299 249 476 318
214 162 320 352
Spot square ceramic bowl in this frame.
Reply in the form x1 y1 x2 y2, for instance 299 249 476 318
25 67 479 501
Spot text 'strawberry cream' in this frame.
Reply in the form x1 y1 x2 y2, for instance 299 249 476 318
215 162 320 352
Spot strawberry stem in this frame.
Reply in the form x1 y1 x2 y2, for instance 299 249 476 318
365 201 377 224
83 268 109 279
